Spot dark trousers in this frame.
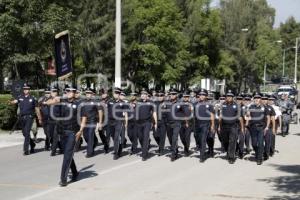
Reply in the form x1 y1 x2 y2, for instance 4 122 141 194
250 126 264 161
166 122 181 157
60 130 78 182
221 124 238 160
98 125 108 149
128 121 138 153
48 121 62 154
270 133 276 155
195 123 210 159
206 129 215 152
237 127 245 154
153 121 166 152
244 127 251 151
107 120 125 156
281 114 290 134
264 128 272 157
83 125 97 156
137 121 152 158
21 115 35 152
42 121 50 149
180 123 192 150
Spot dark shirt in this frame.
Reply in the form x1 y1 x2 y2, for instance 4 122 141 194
248 104 269 127
60 98 85 132
39 96 50 121
194 101 214 124
165 100 186 123
81 98 99 124
221 102 241 125
136 100 154 121
17 95 37 116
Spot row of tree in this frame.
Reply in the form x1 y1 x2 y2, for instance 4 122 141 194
1 0 300 92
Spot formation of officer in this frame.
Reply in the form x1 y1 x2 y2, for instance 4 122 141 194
11 83 295 186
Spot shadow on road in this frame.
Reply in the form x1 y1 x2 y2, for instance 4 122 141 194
258 164 300 200
77 164 98 181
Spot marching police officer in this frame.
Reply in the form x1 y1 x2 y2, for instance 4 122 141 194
10 84 42 155
136 89 157 161
278 94 293 137
106 87 128 160
268 95 281 157
247 92 271 165
236 93 245 159
82 88 99 158
153 91 168 156
243 94 253 154
261 94 276 161
48 86 62 156
98 88 109 152
165 88 185 161
219 90 244 164
194 89 215 162
127 92 138 155
38 87 51 151
179 91 193 156
44 85 87 186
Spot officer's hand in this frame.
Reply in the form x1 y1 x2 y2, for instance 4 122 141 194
210 126 215 133
264 128 268 135
218 127 221 133
272 128 276 134
186 122 189 128
98 123 103 131
38 119 43 126
154 124 157 131
75 130 83 141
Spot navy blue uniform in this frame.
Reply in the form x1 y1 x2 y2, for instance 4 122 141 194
39 96 51 150
106 99 127 159
48 97 62 156
264 105 276 159
248 104 270 163
220 102 241 161
153 100 167 155
97 98 109 152
136 100 155 160
194 101 214 161
82 98 99 157
127 101 138 154
165 100 186 160
59 98 84 183
179 101 193 155
17 94 38 154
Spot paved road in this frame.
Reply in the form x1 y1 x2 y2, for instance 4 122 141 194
0 119 300 200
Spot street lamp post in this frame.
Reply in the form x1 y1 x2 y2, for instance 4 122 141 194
115 0 122 88
294 37 299 85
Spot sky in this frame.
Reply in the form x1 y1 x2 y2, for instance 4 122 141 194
211 0 300 28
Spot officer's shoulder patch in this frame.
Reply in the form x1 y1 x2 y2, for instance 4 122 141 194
233 105 237 109
72 104 77 109
206 105 209 108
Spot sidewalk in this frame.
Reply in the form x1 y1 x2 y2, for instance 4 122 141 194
0 129 45 148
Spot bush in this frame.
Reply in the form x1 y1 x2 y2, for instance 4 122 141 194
0 95 18 130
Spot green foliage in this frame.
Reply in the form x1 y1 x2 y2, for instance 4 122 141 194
0 0 299 92
0 95 17 130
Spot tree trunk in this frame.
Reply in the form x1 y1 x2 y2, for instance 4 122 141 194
0 66 4 93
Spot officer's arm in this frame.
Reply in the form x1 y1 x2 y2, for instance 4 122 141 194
271 115 276 134
210 112 215 131
265 115 271 130
9 99 18 105
124 112 128 128
35 107 42 123
98 109 104 126
152 111 158 127
44 97 60 105
76 116 87 141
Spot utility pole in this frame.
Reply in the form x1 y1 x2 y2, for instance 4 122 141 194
115 0 122 88
264 60 267 91
295 38 299 85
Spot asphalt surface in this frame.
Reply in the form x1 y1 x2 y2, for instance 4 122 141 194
0 119 300 200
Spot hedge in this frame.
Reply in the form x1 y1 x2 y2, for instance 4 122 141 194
0 95 17 130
